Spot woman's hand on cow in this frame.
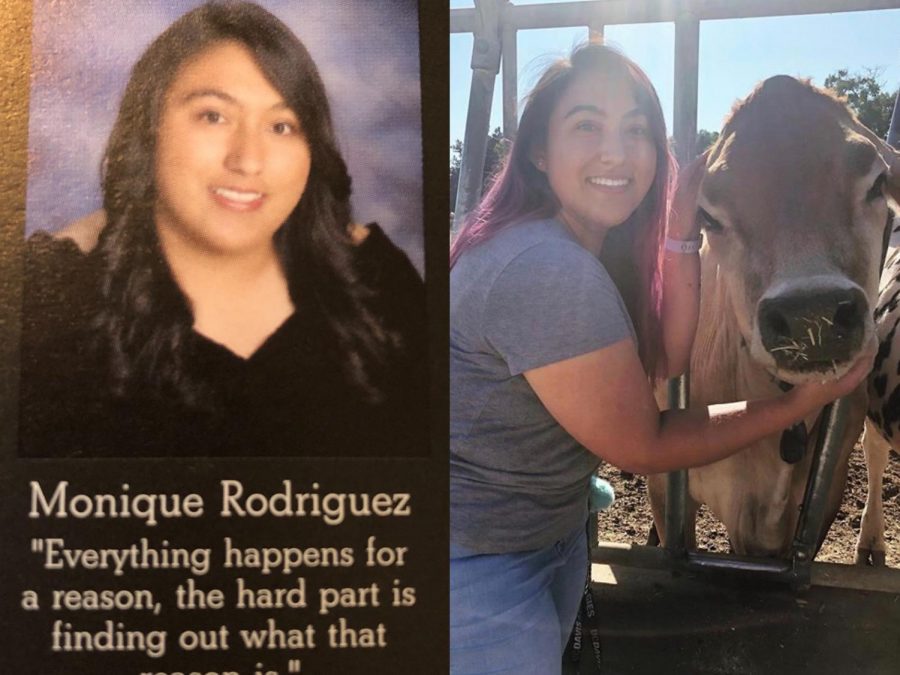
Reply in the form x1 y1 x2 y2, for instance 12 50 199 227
788 348 876 413
667 154 706 240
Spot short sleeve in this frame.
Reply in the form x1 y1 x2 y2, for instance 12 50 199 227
483 240 634 375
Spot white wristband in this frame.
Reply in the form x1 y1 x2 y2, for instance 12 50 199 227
664 235 702 254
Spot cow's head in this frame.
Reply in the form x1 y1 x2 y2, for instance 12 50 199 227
694 75 899 384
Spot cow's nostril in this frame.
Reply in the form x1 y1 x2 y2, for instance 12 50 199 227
767 312 791 340
833 300 859 332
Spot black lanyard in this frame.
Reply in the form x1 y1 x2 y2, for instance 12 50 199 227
567 518 603 673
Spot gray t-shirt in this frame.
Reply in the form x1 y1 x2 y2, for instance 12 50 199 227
450 218 636 553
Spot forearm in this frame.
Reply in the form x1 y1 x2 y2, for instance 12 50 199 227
660 156 704 378
527 333 871 476
632 390 813 474
660 249 700 377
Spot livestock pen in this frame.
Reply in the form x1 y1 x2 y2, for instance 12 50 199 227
451 1 900 672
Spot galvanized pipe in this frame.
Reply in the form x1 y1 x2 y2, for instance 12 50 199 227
455 70 499 223
673 6 700 165
451 0 900 34
664 5 701 556
685 550 793 578
888 88 899 149
593 541 900 592
501 23 518 139
789 399 847 587
665 377 689 555
453 0 504 223
595 541 792 577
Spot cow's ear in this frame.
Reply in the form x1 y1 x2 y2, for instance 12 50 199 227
852 122 900 203
884 144 900 204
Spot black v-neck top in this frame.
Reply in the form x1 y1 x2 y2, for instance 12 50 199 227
19 225 427 458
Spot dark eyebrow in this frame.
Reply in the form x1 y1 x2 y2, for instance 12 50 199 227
179 88 293 112
180 88 238 105
563 104 646 120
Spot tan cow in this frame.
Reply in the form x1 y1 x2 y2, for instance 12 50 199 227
649 75 898 557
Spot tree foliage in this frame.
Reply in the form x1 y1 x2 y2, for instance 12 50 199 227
824 68 897 139
695 129 720 155
450 127 509 213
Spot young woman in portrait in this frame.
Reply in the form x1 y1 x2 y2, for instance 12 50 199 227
20 0 426 458
448 43 873 673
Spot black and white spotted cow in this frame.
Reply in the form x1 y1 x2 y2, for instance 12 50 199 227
860 172 900 566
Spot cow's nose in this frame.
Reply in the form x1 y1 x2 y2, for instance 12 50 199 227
758 287 867 369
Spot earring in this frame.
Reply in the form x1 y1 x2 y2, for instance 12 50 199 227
536 158 545 169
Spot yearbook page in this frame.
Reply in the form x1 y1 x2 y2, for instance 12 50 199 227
0 1 449 673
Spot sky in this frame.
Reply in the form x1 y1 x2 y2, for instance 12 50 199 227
450 0 900 155
26 0 425 272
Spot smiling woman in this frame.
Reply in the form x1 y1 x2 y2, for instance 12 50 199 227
154 41 309 358
19 1 426 458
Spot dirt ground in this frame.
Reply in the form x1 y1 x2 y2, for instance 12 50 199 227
596 436 900 567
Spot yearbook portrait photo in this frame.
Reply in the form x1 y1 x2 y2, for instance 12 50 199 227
18 0 429 459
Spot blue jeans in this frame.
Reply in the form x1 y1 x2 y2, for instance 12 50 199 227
450 524 588 674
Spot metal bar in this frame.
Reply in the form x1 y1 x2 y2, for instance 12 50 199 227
451 0 900 33
454 0 504 223
685 550 792 576
501 23 518 139
789 399 848 588
689 0 900 20
595 541 791 577
664 4 700 557
592 542 900 593
455 71 498 222
593 540 671 570
673 5 700 166
888 88 900 149
665 378 689 555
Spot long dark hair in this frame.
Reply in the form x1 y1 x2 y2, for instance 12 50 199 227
450 43 674 379
95 0 392 407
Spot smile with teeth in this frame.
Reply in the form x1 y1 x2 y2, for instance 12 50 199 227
212 187 264 203
587 176 631 187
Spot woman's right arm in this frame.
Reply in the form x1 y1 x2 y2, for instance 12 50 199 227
524 338 872 475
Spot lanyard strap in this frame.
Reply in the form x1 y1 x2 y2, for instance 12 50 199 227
567 517 603 672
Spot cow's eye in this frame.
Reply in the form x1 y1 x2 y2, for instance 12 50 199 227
697 207 724 234
866 173 886 202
